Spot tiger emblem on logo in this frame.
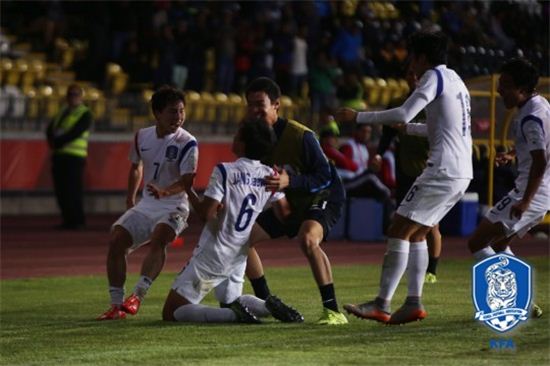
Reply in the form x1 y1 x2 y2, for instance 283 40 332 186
485 257 517 311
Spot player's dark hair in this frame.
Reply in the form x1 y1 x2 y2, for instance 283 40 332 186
151 85 186 113
239 118 276 160
500 58 539 93
245 77 281 103
407 31 448 65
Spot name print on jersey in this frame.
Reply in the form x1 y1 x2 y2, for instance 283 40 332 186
231 172 266 187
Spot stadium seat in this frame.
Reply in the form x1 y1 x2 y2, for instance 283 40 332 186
214 92 230 132
184 90 201 124
227 93 245 126
279 95 294 120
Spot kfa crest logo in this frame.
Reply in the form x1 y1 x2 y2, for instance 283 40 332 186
165 145 179 161
472 254 531 333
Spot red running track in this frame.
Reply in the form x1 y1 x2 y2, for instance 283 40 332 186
1 215 548 279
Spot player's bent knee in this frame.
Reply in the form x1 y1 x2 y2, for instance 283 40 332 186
299 234 320 257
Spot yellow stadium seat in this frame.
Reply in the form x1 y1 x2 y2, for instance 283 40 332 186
279 95 294 120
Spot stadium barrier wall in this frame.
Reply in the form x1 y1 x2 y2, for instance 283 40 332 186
1 137 234 214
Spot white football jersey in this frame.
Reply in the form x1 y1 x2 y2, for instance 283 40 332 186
192 158 284 275
130 126 198 209
418 66 472 179
357 65 473 179
511 95 550 200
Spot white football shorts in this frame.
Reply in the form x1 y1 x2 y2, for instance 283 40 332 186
171 258 246 304
396 172 471 227
486 188 549 238
112 201 189 249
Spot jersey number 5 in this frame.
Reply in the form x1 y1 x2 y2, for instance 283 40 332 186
235 193 257 232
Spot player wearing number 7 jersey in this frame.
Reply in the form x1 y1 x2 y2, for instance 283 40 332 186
97 86 198 320
162 119 303 323
336 31 472 324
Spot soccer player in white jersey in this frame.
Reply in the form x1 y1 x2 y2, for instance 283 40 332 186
162 119 303 323
98 86 198 320
468 58 549 319
336 31 473 324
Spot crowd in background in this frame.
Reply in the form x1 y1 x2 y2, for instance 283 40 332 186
2 0 548 111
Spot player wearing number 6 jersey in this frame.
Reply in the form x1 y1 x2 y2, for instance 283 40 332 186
162 119 303 323
336 31 472 324
98 86 198 320
468 59 549 276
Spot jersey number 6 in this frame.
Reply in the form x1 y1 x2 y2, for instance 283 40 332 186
235 193 257 232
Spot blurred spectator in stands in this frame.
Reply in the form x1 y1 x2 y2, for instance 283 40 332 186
153 24 177 88
331 17 364 72
336 68 365 110
339 124 388 199
234 20 255 92
46 84 93 230
339 124 394 231
185 9 211 91
172 19 190 90
111 1 137 62
319 128 358 176
215 9 237 93
290 25 308 98
273 20 294 94
120 36 151 84
309 50 340 120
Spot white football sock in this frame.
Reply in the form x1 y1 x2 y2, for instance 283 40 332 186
173 304 237 323
378 238 410 301
109 286 124 306
407 241 429 298
473 247 496 261
238 294 270 318
133 275 153 300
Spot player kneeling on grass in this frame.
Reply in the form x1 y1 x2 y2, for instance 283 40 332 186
468 58 549 319
162 119 304 323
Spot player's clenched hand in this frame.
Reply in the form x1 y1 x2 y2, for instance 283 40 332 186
495 152 514 167
335 107 358 123
264 166 289 191
146 183 168 199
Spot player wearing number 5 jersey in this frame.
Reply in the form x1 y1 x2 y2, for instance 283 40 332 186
98 86 198 320
162 119 302 323
468 58 550 264
337 31 472 324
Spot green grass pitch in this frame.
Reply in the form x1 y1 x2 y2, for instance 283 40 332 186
1 258 548 365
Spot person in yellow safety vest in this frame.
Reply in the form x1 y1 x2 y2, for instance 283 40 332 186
46 84 93 230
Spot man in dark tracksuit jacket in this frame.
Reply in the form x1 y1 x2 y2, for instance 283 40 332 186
244 77 348 325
